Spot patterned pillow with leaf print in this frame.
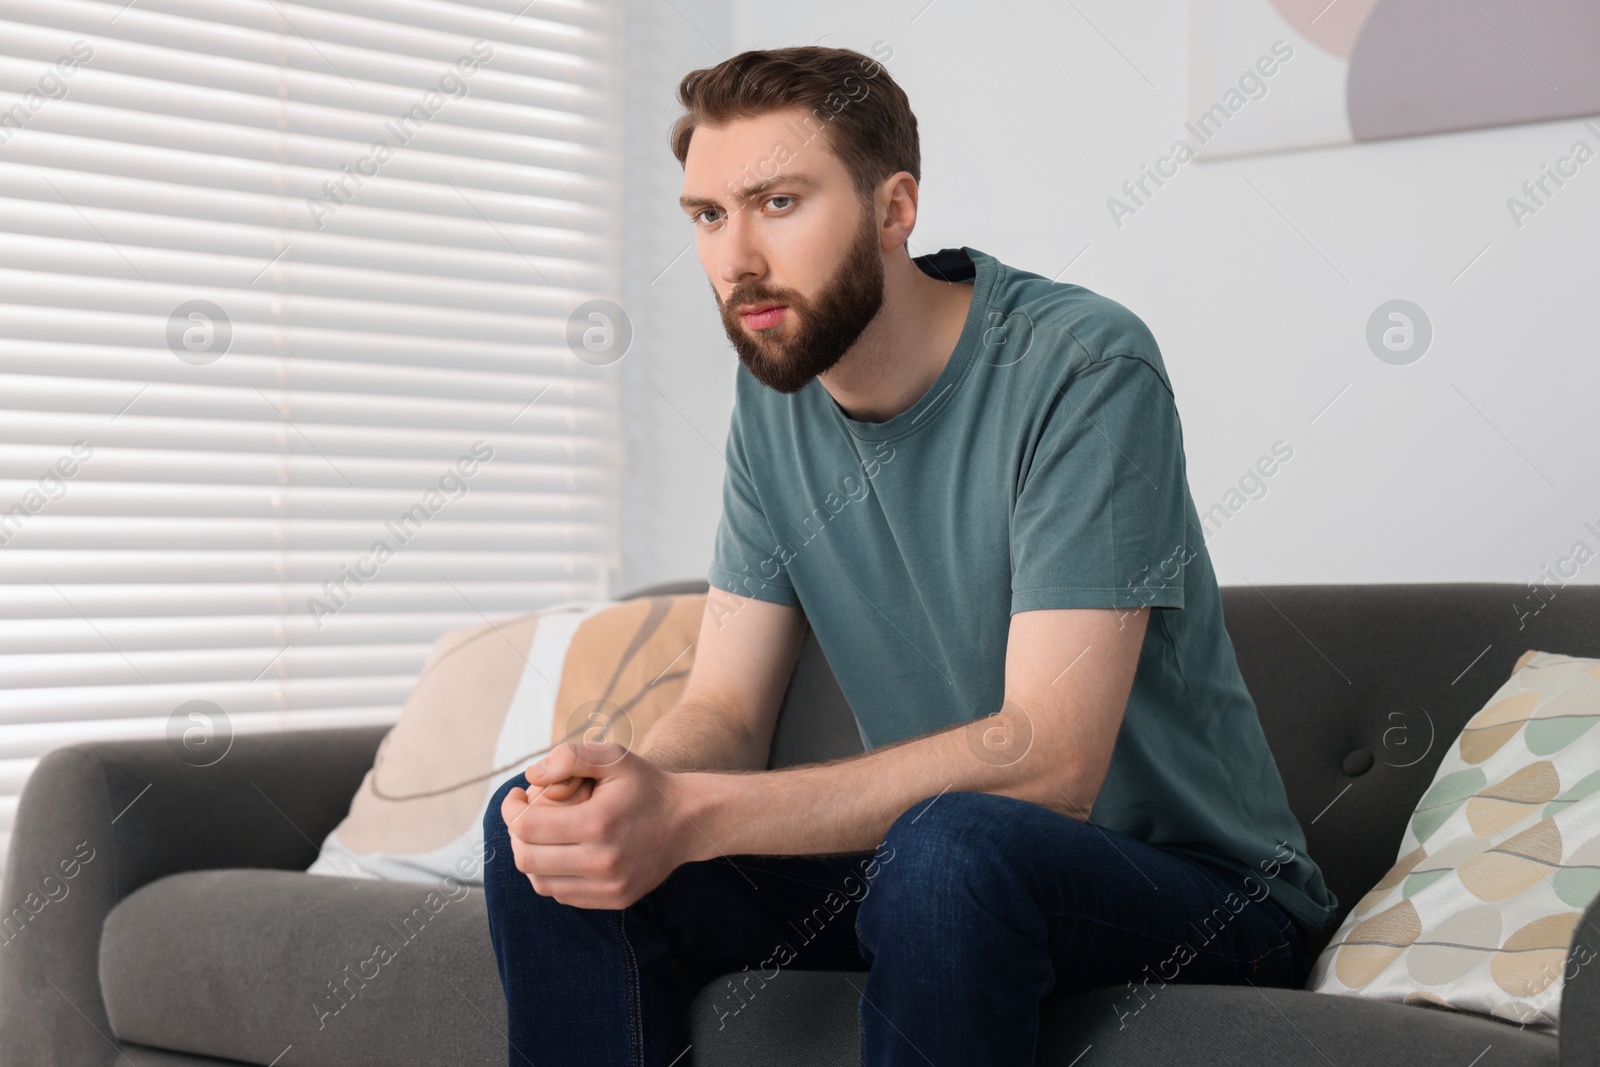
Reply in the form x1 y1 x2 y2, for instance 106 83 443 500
1307 650 1600 1033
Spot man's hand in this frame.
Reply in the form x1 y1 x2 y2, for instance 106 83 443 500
499 742 708 910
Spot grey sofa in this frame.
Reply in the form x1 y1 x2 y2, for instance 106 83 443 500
4 580 1598 1066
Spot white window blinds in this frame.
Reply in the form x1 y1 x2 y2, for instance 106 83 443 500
0 0 623 871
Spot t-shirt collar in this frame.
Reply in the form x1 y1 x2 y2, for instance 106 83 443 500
822 245 997 443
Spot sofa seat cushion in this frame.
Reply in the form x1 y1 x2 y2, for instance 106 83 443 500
100 869 504 1067
101 870 1564 1067
687 969 1560 1067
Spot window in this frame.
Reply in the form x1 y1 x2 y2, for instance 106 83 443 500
0 0 621 871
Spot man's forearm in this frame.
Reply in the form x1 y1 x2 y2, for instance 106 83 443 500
634 697 768 774
678 710 1094 859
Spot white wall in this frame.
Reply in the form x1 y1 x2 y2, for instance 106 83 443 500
612 0 739 596
617 0 1600 599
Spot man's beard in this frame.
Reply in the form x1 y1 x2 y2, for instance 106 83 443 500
715 210 885 395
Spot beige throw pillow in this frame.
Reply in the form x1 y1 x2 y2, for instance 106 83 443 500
308 593 704 884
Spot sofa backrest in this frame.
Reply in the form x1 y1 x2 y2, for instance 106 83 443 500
1218 582 1600 958
622 580 1600 959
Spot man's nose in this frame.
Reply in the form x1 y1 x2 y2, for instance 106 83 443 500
716 205 765 288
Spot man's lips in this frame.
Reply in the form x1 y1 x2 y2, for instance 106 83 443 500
739 304 787 330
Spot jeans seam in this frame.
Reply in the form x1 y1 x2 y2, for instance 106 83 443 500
616 910 642 1066
1247 938 1294 972
1189 863 1305 963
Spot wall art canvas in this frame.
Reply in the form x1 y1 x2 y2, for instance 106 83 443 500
1187 0 1600 159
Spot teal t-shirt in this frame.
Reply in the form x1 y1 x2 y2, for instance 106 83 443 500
706 245 1339 937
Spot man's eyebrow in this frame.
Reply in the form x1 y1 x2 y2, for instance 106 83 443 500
679 173 823 212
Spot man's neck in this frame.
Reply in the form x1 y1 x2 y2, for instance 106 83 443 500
818 252 975 424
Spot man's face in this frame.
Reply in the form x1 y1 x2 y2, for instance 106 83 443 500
680 107 886 394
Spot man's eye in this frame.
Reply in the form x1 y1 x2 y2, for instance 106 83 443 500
690 195 792 225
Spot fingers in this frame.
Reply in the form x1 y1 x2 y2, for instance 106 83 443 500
535 776 579 803
500 785 531 830
533 776 593 806
504 792 588 846
513 842 594 879
527 741 628 787
500 774 591 833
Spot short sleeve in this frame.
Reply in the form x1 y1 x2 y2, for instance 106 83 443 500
1010 354 1193 614
706 405 801 607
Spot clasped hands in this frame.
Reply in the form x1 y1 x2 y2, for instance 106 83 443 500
500 741 708 910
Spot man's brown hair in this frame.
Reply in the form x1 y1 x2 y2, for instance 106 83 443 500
669 45 919 212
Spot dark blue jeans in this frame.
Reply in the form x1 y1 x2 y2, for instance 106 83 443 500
482 776 1307 1066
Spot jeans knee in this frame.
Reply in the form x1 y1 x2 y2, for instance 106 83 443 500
482 771 529 879
860 792 1104 938
880 790 1028 867
858 792 1025 933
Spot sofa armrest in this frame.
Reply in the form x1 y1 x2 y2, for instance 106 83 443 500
0 723 390 1067
1560 889 1600 1066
